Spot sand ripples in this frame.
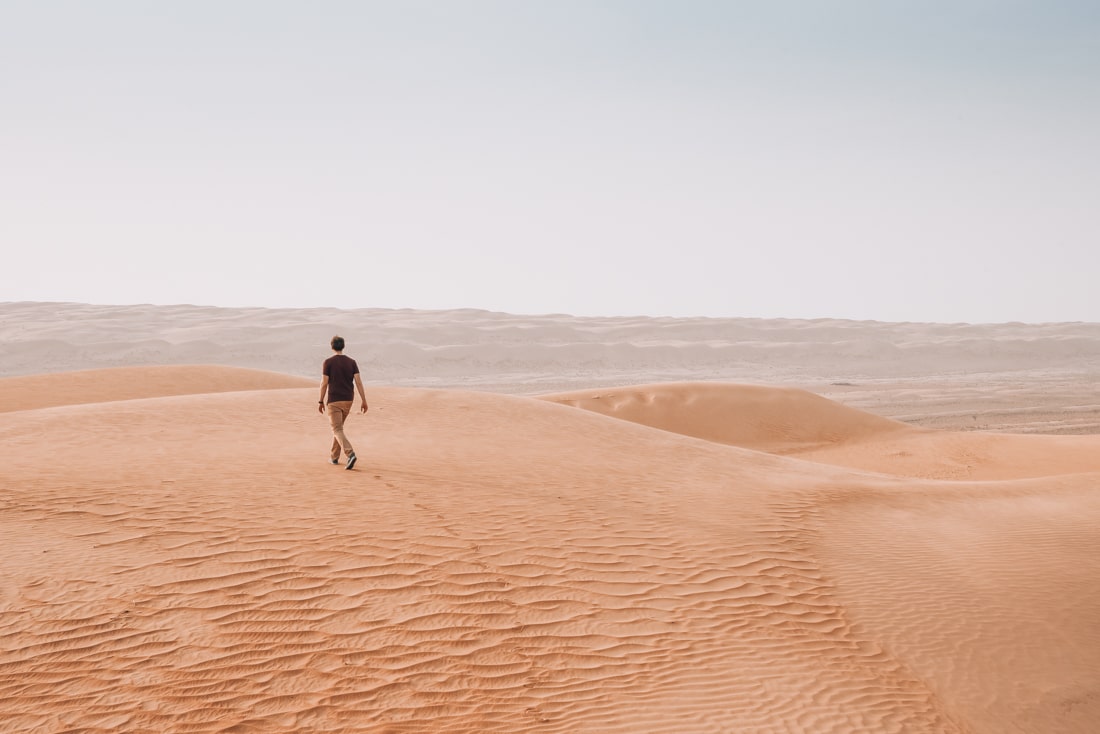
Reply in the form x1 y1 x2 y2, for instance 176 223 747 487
1 373 1096 732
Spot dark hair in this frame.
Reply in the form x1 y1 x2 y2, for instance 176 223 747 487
330 336 345 351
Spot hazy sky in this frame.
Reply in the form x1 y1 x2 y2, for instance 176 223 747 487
3 1 1098 322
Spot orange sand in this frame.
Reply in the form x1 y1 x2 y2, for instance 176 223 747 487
1 367 1098 732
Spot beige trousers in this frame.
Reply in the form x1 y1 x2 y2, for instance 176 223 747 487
328 401 355 460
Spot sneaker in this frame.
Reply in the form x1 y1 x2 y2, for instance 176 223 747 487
345 452 357 470
331 458 340 465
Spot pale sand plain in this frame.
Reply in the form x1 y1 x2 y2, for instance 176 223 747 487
1 303 1099 733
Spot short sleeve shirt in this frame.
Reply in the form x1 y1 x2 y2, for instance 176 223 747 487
323 354 359 403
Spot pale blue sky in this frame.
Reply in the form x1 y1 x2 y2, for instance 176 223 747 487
3 1 1098 322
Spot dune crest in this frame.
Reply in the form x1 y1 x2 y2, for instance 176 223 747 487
0 365 313 413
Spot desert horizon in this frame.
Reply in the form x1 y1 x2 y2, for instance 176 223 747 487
5 300 1099 434
2 302 1098 732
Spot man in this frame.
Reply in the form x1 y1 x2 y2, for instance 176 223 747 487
318 335 368 469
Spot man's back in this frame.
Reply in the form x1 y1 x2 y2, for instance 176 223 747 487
323 354 359 403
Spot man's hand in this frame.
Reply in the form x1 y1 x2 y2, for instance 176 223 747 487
318 401 326 415
360 402 369 414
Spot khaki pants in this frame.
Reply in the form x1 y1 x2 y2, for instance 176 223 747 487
328 401 355 460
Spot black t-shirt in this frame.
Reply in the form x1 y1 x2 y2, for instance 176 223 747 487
323 354 359 403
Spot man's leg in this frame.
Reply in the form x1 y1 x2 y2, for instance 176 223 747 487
328 401 355 459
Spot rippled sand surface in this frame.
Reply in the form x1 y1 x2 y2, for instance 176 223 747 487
2 366 1098 733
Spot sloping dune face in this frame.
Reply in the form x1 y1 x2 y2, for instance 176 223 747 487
796 430 1100 480
1 373 1098 733
0 365 314 413
541 381 914 452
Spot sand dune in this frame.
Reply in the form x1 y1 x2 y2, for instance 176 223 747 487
2 369 1097 732
544 381 1100 480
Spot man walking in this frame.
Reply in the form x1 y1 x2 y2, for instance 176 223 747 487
318 335 368 469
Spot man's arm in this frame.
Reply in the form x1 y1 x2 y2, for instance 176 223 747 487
318 375 329 413
354 374 369 413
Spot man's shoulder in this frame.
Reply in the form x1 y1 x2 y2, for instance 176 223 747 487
322 354 343 373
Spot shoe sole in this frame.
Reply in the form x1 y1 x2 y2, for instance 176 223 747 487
345 455 357 470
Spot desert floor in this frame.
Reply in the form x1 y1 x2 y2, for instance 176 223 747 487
1 303 1098 733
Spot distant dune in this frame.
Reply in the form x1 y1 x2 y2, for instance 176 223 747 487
541 381 913 452
1 367 1098 732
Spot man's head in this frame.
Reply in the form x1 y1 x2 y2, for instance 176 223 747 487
330 336 345 352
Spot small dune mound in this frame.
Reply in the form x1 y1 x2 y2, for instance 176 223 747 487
0 365 314 413
541 381 914 452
